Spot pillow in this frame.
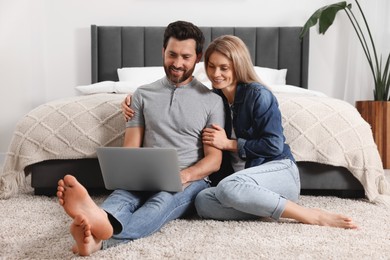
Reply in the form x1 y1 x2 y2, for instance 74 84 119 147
269 84 327 97
253 66 287 85
117 66 165 83
114 81 145 94
75 81 142 95
75 81 116 94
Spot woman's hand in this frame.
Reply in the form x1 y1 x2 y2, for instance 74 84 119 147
202 124 229 150
121 94 135 121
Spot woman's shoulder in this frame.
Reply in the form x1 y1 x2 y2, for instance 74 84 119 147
240 82 277 108
242 82 273 96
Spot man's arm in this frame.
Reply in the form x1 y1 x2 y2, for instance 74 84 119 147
179 144 222 184
123 127 144 148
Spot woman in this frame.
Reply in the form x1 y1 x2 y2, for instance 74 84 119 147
195 35 357 229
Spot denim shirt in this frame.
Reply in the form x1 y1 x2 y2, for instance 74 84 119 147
215 82 295 169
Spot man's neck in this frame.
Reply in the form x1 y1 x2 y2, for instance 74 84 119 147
170 76 194 88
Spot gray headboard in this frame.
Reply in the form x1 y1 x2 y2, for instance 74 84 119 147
91 25 309 89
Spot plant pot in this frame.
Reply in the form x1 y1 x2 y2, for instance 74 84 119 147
355 100 390 169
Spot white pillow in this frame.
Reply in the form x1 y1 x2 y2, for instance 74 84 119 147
253 66 287 85
75 81 116 94
117 66 165 83
269 84 327 97
75 81 143 95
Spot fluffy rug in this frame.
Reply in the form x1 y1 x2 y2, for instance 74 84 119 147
1 182 390 259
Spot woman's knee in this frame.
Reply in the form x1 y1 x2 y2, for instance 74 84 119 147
215 178 244 206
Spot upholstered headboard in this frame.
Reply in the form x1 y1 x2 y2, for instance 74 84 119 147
91 25 309 89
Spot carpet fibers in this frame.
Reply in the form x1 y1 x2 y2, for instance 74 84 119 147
1 186 390 259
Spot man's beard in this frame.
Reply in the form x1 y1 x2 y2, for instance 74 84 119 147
163 64 195 85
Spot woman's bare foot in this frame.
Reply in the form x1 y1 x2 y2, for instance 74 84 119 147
70 215 103 256
282 201 358 229
305 208 358 229
57 174 113 240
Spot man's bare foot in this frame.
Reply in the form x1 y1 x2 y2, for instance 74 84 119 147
282 201 358 229
70 215 103 256
57 174 113 240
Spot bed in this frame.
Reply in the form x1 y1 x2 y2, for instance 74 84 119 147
1 25 389 204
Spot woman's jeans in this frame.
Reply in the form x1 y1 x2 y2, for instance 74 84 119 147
101 179 209 249
195 159 300 221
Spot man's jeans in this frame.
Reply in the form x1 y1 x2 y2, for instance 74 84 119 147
195 159 300 221
101 179 209 249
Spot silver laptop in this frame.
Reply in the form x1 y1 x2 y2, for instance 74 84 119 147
96 147 183 192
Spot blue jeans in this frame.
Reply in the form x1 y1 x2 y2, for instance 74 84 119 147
100 179 209 249
195 159 300 221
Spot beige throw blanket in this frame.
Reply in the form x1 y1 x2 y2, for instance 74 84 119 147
1 93 389 205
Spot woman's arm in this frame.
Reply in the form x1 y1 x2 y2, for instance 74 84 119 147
121 94 135 121
202 124 237 152
236 90 285 160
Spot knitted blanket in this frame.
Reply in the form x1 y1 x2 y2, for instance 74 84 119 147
1 93 389 205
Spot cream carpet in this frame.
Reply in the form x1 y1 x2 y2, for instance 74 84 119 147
1 180 390 259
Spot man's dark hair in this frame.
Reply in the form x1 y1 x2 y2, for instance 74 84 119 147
163 21 205 55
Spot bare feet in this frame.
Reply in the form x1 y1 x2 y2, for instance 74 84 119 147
302 208 358 229
70 215 103 256
57 175 114 240
282 201 358 229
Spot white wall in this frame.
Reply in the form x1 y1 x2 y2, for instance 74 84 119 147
0 0 387 157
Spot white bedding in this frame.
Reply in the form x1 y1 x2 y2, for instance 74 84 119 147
1 92 390 204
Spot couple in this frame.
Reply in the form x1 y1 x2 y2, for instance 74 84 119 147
57 20 357 256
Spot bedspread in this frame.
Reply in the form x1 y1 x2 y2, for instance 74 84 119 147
276 93 390 205
1 93 389 204
0 93 126 198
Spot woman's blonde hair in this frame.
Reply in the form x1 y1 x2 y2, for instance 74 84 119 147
204 35 265 85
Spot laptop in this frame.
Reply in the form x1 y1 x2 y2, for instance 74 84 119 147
96 147 183 192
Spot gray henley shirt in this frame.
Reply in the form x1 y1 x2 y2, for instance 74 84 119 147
126 76 225 169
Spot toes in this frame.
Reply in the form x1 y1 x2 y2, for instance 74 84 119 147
83 234 91 244
84 225 91 237
63 175 77 187
58 179 64 186
56 190 64 202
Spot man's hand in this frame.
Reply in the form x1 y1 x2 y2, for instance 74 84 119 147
121 94 135 121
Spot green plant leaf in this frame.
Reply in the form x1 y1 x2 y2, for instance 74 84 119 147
300 1 348 39
299 7 324 38
383 53 390 101
300 0 389 101
319 2 349 34
373 54 390 101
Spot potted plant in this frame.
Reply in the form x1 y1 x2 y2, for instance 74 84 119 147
299 0 390 168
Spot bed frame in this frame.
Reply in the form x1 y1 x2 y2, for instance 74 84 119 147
29 25 364 197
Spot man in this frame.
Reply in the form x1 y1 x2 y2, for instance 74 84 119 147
57 21 225 256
